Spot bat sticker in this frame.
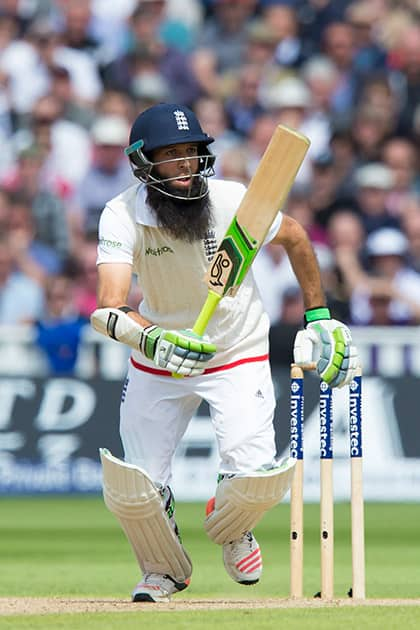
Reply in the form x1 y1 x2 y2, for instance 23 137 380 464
208 217 259 296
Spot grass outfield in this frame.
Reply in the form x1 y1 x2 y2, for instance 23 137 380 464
0 498 419 628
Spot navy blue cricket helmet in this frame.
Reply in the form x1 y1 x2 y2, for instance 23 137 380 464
128 103 214 152
125 103 216 200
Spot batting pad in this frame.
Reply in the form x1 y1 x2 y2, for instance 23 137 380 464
100 448 192 583
204 457 296 544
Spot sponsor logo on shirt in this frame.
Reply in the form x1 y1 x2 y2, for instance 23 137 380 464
99 238 122 248
145 246 174 256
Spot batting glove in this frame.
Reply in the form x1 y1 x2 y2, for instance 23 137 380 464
293 307 359 388
142 326 217 376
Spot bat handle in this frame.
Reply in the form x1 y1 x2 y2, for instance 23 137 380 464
192 290 221 336
172 290 221 378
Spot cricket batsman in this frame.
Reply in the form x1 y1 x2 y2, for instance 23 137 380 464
90 103 359 602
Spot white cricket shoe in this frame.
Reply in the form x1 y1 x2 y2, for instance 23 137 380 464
131 573 190 603
223 531 262 585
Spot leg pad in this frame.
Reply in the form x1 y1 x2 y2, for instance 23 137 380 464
100 448 192 582
204 457 296 544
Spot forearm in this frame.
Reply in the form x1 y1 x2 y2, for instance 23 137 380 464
274 216 326 310
287 239 326 310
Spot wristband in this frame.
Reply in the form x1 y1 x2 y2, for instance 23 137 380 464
304 306 331 326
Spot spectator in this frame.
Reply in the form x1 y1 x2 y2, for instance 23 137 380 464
87 0 138 64
327 207 366 254
253 239 297 326
391 24 420 135
224 63 266 137
73 240 99 318
103 3 200 106
329 125 358 197
241 18 279 73
1 144 70 261
345 1 388 83
130 68 170 114
326 208 367 321
14 93 92 191
297 0 354 50
261 1 308 68
286 189 327 245
268 287 302 366
57 0 102 58
401 199 420 273
35 273 88 375
0 235 44 324
321 21 358 118
301 54 340 126
196 0 258 72
26 17 103 106
354 162 400 234
308 151 343 233
381 136 420 217
217 145 250 185
7 195 62 284
342 227 420 325
356 74 398 123
351 104 394 163
260 77 312 182
49 64 95 129
0 11 46 116
96 88 135 121
74 114 133 238
243 112 277 179
193 96 241 174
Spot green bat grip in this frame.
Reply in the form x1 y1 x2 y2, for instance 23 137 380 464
172 290 221 378
192 290 221 336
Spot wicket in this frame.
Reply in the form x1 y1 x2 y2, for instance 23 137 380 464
289 363 365 600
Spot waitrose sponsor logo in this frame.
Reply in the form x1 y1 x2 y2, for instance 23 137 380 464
146 246 174 256
99 238 122 248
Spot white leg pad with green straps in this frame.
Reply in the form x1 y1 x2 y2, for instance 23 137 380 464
100 448 192 583
204 457 296 545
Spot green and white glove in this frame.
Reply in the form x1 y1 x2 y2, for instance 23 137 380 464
293 307 359 388
141 325 217 376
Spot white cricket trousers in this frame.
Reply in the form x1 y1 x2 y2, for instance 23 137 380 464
120 358 277 487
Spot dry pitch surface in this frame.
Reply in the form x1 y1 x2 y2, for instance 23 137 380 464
1 598 420 615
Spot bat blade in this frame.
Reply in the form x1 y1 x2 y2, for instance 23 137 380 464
205 125 310 299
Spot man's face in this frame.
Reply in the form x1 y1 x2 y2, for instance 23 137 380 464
146 141 213 243
152 143 199 194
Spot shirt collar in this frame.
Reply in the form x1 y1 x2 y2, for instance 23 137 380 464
135 183 159 227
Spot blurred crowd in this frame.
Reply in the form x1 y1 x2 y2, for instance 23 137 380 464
1 0 420 373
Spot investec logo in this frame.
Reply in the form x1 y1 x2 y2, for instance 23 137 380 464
145 246 174 256
349 378 362 457
319 381 332 458
290 380 303 459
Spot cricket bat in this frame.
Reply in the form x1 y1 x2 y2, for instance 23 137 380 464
193 124 310 337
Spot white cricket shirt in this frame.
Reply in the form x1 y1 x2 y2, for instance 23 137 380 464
97 179 283 368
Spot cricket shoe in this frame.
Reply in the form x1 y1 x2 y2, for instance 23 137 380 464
132 573 190 603
223 531 262 585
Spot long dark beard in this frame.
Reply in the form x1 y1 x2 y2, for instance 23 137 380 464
146 181 213 243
